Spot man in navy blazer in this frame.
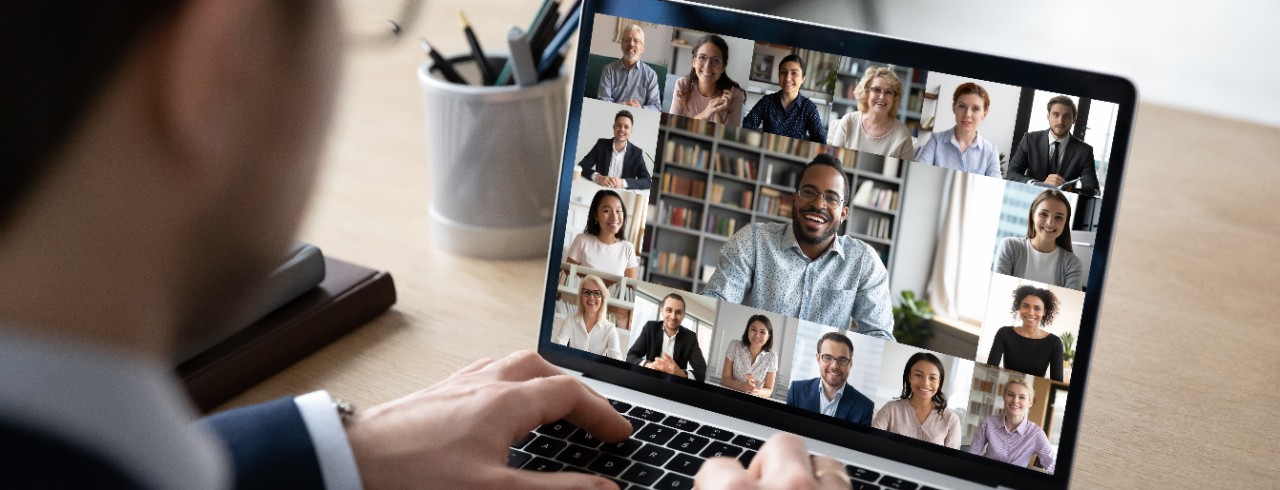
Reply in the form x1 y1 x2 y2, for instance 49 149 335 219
578 110 653 190
626 293 708 382
1005 96 1100 196
786 332 874 426
0 2 633 489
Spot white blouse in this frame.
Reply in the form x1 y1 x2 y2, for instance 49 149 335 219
552 314 623 361
725 339 778 387
565 233 639 277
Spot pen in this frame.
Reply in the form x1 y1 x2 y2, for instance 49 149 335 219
537 4 579 79
495 0 556 86
419 37 468 84
458 10 495 86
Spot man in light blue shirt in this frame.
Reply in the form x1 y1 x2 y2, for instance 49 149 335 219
597 24 662 111
703 154 895 341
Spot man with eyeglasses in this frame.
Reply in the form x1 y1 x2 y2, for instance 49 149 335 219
597 24 662 111
786 332 874 426
704 154 895 341
626 293 708 382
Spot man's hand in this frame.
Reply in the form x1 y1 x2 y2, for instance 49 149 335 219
344 351 632 489
696 433 851 489
644 355 688 378
1043 173 1067 186
624 99 642 108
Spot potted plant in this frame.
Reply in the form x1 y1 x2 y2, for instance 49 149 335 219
1061 331 1076 382
893 290 934 346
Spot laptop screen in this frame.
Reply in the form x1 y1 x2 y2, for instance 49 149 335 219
541 0 1136 487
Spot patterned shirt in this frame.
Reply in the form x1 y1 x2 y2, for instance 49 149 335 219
597 60 661 111
725 339 778 386
914 127 1001 178
968 414 1057 473
702 222 894 341
742 92 828 143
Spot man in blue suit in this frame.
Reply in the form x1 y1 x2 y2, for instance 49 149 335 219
578 110 653 190
786 332 875 426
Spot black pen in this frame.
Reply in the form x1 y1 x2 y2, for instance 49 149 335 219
459 11 495 86
419 37 468 85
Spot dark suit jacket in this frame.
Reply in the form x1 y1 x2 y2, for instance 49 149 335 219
578 138 652 190
1 396 324 490
785 378 874 426
1005 129 1099 196
625 320 707 382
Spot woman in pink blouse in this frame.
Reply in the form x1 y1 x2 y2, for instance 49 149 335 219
719 314 778 398
669 34 745 126
968 379 1057 473
872 352 961 448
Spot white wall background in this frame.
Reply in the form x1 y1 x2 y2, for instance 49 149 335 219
589 14 674 67
576 97 661 174
917 72 1022 162
706 302 795 403
976 273 1085 383
874 342 974 420
789 324 887 405
700 0 1280 128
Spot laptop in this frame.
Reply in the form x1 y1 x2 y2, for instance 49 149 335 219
529 0 1136 488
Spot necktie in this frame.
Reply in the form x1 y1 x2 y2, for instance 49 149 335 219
1049 141 1060 175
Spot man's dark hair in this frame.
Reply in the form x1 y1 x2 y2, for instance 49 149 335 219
1046 95 1077 118
660 293 686 312
815 331 854 355
778 54 806 75
615 110 634 125
797 153 850 202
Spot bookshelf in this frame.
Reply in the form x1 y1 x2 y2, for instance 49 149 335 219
644 114 909 293
830 58 926 139
555 262 637 330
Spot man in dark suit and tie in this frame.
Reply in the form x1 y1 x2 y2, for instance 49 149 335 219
1005 96 1100 196
578 110 653 190
786 332 874 426
626 293 708 382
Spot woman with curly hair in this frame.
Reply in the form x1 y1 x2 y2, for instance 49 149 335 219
986 285 1064 381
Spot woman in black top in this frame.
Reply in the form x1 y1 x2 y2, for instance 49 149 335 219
987 285 1064 381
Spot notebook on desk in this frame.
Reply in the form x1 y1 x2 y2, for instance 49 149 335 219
531 1 1136 488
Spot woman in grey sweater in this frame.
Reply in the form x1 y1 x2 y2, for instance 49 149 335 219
994 189 1084 290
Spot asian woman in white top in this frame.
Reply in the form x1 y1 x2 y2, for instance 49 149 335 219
565 189 639 278
551 274 623 360
719 314 778 398
993 189 1085 290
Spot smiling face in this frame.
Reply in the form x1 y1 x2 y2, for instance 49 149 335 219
579 279 604 315
815 339 852 391
953 93 988 133
612 115 633 145
1031 198 1069 244
791 164 848 247
1017 294 1046 328
909 360 941 401
660 296 686 333
1047 102 1076 139
746 320 770 350
1003 382 1033 418
595 195 625 239
692 42 725 85
864 76 897 117
777 60 804 98
619 26 645 64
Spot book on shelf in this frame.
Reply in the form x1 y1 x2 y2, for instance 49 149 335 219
851 181 899 211
883 157 901 178
661 172 707 199
713 154 757 180
664 113 717 137
663 140 711 170
706 215 738 237
658 202 701 230
654 250 696 279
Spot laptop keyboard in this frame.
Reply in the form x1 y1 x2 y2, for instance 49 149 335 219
507 398 939 490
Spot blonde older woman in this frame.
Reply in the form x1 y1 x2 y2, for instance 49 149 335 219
551 274 623 360
829 66 915 160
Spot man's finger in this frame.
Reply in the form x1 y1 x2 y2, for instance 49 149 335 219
481 350 568 382
501 375 632 443
750 433 812 480
695 456 756 490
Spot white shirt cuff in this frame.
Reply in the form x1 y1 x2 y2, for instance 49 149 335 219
294 390 363 490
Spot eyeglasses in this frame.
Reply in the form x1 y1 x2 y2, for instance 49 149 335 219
339 0 426 46
580 289 604 299
868 86 897 99
818 354 852 367
796 188 844 206
694 54 724 68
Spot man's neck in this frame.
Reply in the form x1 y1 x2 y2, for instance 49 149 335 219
820 380 842 400
622 58 639 69
613 139 627 152
663 324 679 337
794 229 835 260
1049 130 1069 142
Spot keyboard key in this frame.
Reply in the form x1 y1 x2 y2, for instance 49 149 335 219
654 472 695 489
666 433 710 454
535 420 578 439
609 398 633 413
619 462 664 487
738 450 756 467
554 444 598 468
511 431 536 449
523 457 563 472
700 441 743 458
846 464 881 483
567 428 603 448
629 406 666 422
879 475 920 490
695 425 736 441
507 449 532 468
731 434 763 451
526 436 567 458
663 452 704 476
661 415 701 432
587 452 631 477
601 438 643 457
622 415 646 433
636 424 679 445
634 444 676 466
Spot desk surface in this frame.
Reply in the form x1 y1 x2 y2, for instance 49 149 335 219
224 3 1280 487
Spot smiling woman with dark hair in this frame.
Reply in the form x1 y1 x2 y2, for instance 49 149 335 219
670 34 746 126
994 189 1084 290
872 352 961 448
987 285 1065 381
719 314 778 398
565 189 639 278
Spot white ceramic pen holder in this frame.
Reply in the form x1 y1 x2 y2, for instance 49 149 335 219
418 54 567 259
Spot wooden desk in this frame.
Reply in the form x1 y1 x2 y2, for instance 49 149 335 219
224 3 1280 487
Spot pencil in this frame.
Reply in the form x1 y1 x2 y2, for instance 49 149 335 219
419 37 467 85
495 0 556 86
459 10 495 86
